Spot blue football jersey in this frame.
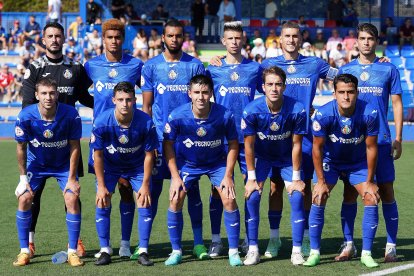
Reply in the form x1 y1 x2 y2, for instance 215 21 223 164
90 108 158 173
141 52 206 140
339 58 402 145
242 95 307 166
207 58 261 143
312 99 379 165
163 102 237 167
15 103 82 170
84 54 143 118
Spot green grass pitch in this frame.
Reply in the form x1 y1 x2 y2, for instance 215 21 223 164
0 140 413 275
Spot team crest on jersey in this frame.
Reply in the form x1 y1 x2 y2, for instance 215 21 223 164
312 121 321 131
43 129 54 139
24 69 31 79
360 71 370 81
168 69 178 80
90 133 96 143
270 122 280 131
241 119 246 130
230 71 240 81
196 127 207 137
108 68 118 78
341 125 352 135
118 134 129 144
15 126 24 137
164 123 171 133
287 65 296 74
63 69 73 79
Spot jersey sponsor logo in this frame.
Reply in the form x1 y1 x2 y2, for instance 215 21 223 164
257 131 291 141
360 71 370 81
63 69 73 79
341 125 352 135
287 65 296 74
157 83 188 94
219 85 228 96
312 121 321 131
285 77 311 86
30 138 41 147
230 71 240 81
107 144 142 154
164 123 171 133
42 72 51 77
118 134 129 144
182 138 221 148
168 69 178 80
15 126 24 137
241 118 246 130
183 138 195 148
24 69 31 79
30 138 68 148
106 144 117 154
108 68 118 78
218 85 251 96
196 127 207 137
96 80 105 92
43 129 54 139
270 122 280 131
329 133 364 144
57 86 74 95
357 86 383 96
157 83 167 94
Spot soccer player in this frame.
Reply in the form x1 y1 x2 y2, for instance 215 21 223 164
242 66 307 266
303 74 380 268
84 18 144 259
206 21 261 257
163 74 242 267
21 22 93 258
92 82 158 266
335 23 403 262
141 19 207 259
14 78 83 267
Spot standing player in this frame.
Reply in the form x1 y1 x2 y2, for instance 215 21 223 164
92 82 158 266
335 23 403 262
163 75 242 266
14 78 83 267
141 19 207 259
242 66 307 266
84 18 144 259
21 22 93 258
304 74 380 268
206 21 261 257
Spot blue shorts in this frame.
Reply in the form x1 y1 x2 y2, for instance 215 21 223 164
225 143 246 176
151 142 171 181
177 161 227 189
375 144 395 184
321 161 368 185
96 169 146 193
27 164 75 192
256 159 299 183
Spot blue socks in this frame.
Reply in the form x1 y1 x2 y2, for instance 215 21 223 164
187 184 203 246
120 201 134 242
16 210 32 249
66 213 81 250
151 179 163 219
224 209 240 249
245 190 261 246
309 204 325 250
289 191 305 247
382 201 398 245
341 203 357 242
138 208 153 249
268 210 282 232
96 206 111 247
209 194 223 236
167 209 183 250
362 205 379 251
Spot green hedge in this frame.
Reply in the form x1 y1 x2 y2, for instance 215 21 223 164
2 0 78 12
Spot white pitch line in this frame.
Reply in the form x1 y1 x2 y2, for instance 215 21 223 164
359 263 414 276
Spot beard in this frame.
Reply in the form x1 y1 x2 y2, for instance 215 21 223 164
47 44 63 55
164 42 182 55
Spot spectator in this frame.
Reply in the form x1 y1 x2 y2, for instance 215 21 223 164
111 0 126 19
301 42 315 56
182 33 199 58
205 0 221 43
326 28 343 52
218 0 236 36
314 29 328 60
347 42 359 61
265 29 278 49
254 54 263 63
249 29 263 48
86 0 102 25
137 14 150 26
64 37 82 61
84 28 102 57
329 43 347 68
21 15 41 44
48 0 62 23
327 0 345 27
191 0 205 42
302 29 313 45
242 43 252 59
67 16 85 42
132 29 149 61
380 17 398 45
0 64 14 102
151 4 169 21
251 37 266 59
19 41 35 68
265 39 282 58
265 0 278 19
11 64 25 102
124 3 138 23
148 28 162 58
298 15 308 28
0 26 7 51
8 20 23 50
343 0 358 27
343 29 357 52
399 18 414 48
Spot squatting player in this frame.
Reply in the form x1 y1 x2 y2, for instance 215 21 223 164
163 75 242 267
84 18 144 259
336 23 403 262
304 74 380 268
91 82 158 266
14 78 84 267
141 19 207 259
242 66 307 266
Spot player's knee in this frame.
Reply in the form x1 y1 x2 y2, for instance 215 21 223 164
222 198 237 211
362 193 379 206
64 192 79 211
18 192 33 210
169 198 185 212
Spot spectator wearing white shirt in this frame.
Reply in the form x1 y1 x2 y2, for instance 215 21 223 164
48 0 62 23
329 43 347 68
251 37 266 59
217 0 236 36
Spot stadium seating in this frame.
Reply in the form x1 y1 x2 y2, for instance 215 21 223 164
306 20 316 27
390 57 404 69
401 46 414 58
266 20 279 27
7 116 18 122
401 81 410 91
385 45 400 57
0 116 4 121
405 57 414 70
324 20 336 28
402 93 414 108
250 19 262 27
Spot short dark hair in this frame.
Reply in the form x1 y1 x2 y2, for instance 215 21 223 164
333 74 358 91
262 66 286 84
163 19 183 35
35 78 57 92
43 22 64 35
223 21 243 34
189 74 213 91
113 81 135 97
357 23 378 39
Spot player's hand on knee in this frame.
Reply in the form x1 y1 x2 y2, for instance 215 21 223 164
169 176 185 201
287 180 305 196
15 175 32 198
63 180 80 197
209 55 224 66
137 185 151 207
312 182 329 205
244 179 261 199
392 139 402 160
220 176 236 199
361 181 380 205
96 186 110 207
